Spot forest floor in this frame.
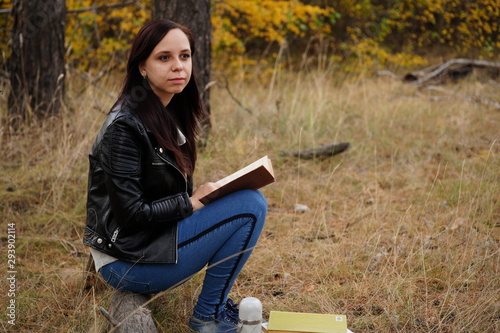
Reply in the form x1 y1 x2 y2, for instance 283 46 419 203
1 65 499 332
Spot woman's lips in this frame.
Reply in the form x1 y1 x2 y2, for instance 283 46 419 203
170 77 185 83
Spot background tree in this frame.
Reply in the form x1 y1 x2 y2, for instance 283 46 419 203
153 0 213 140
8 0 66 126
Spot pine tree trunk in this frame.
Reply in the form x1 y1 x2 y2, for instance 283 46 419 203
153 0 212 143
8 0 66 126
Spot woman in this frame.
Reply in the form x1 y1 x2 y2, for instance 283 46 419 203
83 20 267 333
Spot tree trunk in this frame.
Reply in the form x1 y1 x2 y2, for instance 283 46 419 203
8 0 66 126
105 290 157 333
152 0 212 143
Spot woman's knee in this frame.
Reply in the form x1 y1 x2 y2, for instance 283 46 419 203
235 190 268 216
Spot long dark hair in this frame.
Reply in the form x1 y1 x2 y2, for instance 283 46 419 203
114 19 206 175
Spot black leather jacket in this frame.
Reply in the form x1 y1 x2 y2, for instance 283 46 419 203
83 107 193 264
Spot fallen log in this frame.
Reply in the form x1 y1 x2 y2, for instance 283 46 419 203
280 142 351 159
404 58 500 86
102 290 157 333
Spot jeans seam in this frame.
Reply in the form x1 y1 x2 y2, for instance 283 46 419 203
178 213 256 248
179 212 260 316
181 213 258 315
218 215 256 314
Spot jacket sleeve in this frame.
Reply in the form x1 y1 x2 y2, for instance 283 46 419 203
99 116 193 229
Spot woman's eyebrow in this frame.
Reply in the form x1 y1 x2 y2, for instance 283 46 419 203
155 48 191 54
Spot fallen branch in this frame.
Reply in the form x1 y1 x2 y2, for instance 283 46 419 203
405 58 500 86
375 70 401 80
99 306 119 327
280 142 351 159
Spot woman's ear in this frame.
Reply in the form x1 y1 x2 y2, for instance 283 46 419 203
138 62 146 78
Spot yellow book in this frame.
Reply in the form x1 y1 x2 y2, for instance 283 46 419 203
267 311 347 333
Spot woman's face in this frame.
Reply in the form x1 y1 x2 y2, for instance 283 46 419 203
139 28 192 106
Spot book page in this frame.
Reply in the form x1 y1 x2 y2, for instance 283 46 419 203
216 156 272 187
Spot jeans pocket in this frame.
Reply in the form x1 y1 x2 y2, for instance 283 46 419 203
103 267 153 294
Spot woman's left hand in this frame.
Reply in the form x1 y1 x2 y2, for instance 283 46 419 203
190 182 220 211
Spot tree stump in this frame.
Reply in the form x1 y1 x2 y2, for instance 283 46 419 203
104 290 158 333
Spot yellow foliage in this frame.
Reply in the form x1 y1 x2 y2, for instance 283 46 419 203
383 0 499 57
1 0 497 76
343 38 428 73
66 0 334 74
0 0 13 58
212 0 333 72
66 0 150 72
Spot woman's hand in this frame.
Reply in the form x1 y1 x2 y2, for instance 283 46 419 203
190 182 220 211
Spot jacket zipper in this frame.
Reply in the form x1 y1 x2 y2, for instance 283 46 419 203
155 148 185 263
111 227 120 242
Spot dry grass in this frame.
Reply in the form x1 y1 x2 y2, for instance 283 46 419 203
1 63 498 332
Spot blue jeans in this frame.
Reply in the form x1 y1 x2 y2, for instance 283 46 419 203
100 189 267 320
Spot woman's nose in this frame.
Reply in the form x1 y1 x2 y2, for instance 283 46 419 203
172 58 183 71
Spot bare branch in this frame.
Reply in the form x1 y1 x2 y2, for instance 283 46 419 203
0 1 138 15
67 1 136 14
211 72 253 114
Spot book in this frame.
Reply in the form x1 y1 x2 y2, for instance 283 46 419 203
199 155 275 205
267 311 347 333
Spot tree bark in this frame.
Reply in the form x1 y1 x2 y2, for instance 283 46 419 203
105 290 157 333
153 0 212 143
8 0 66 126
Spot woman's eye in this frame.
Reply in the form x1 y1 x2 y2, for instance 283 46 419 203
159 55 169 60
181 54 191 59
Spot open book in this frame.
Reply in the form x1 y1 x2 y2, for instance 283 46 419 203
199 155 275 205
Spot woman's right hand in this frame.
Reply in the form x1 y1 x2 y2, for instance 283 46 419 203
190 182 220 211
